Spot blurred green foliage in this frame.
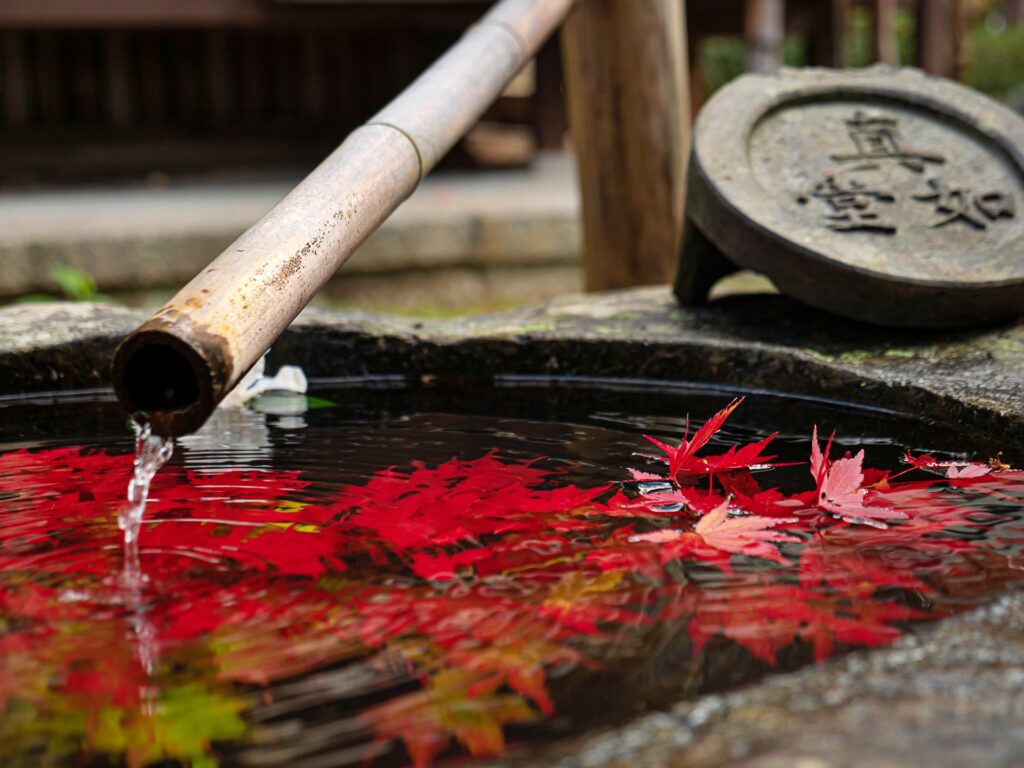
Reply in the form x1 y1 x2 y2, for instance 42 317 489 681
14 265 117 304
966 22 1024 97
698 9 1022 103
697 36 744 95
843 6 916 66
698 35 808 95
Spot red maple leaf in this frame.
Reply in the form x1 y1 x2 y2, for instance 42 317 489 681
903 451 993 475
692 500 799 561
810 426 905 528
643 398 778 481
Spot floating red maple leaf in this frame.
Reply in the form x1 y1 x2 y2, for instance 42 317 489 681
811 426 905 528
693 500 799 561
903 451 995 485
643 397 778 481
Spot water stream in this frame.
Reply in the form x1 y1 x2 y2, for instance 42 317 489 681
118 418 174 585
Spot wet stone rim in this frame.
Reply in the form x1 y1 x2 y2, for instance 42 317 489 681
1 290 1023 767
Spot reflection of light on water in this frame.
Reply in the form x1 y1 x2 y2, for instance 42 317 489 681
180 406 274 467
180 356 309 468
178 393 309 469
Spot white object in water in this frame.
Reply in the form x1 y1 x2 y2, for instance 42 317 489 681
219 356 307 409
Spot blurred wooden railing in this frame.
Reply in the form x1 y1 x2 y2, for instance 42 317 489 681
0 2 565 183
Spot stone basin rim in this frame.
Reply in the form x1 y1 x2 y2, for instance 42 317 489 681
2 289 1024 767
1 290 1023 451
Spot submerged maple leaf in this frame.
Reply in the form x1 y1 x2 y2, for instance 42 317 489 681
811 427 905 529
693 500 799 561
629 500 798 563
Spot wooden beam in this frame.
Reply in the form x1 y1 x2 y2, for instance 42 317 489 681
871 0 899 65
561 0 690 291
916 0 963 79
0 31 31 127
0 0 490 29
744 0 786 72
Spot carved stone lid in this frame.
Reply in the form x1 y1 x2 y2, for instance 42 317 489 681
686 66 1024 327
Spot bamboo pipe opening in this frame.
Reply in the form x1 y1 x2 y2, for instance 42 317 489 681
113 328 218 436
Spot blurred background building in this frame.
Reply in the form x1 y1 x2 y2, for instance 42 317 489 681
1 0 1021 313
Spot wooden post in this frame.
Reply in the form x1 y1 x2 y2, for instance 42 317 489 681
744 0 786 73
871 0 899 65
796 0 842 67
1007 0 1024 25
104 31 133 129
0 32 31 128
916 0 964 79
561 0 690 291
832 0 851 66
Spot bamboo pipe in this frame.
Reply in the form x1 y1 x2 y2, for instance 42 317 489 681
112 0 577 437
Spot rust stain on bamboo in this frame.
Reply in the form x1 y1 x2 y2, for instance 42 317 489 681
272 234 323 291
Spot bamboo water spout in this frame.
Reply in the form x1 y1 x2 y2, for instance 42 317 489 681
112 0 576 436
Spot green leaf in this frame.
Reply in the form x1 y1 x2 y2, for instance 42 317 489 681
49 265 98 301
305 395 337 410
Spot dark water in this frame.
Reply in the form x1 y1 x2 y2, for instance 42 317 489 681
1 381 1022 768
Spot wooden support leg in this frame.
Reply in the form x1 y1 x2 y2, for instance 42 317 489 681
561 0 690 291
672 218 739 305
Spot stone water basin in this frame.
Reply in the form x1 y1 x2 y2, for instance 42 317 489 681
1 288 1023 768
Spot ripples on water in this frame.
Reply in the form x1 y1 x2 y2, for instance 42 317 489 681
0 383 1022 767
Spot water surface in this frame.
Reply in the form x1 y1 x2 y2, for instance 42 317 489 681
0 382 1022 767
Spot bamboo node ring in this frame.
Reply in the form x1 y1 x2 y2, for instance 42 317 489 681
479 20 529 58
364 121 426 188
